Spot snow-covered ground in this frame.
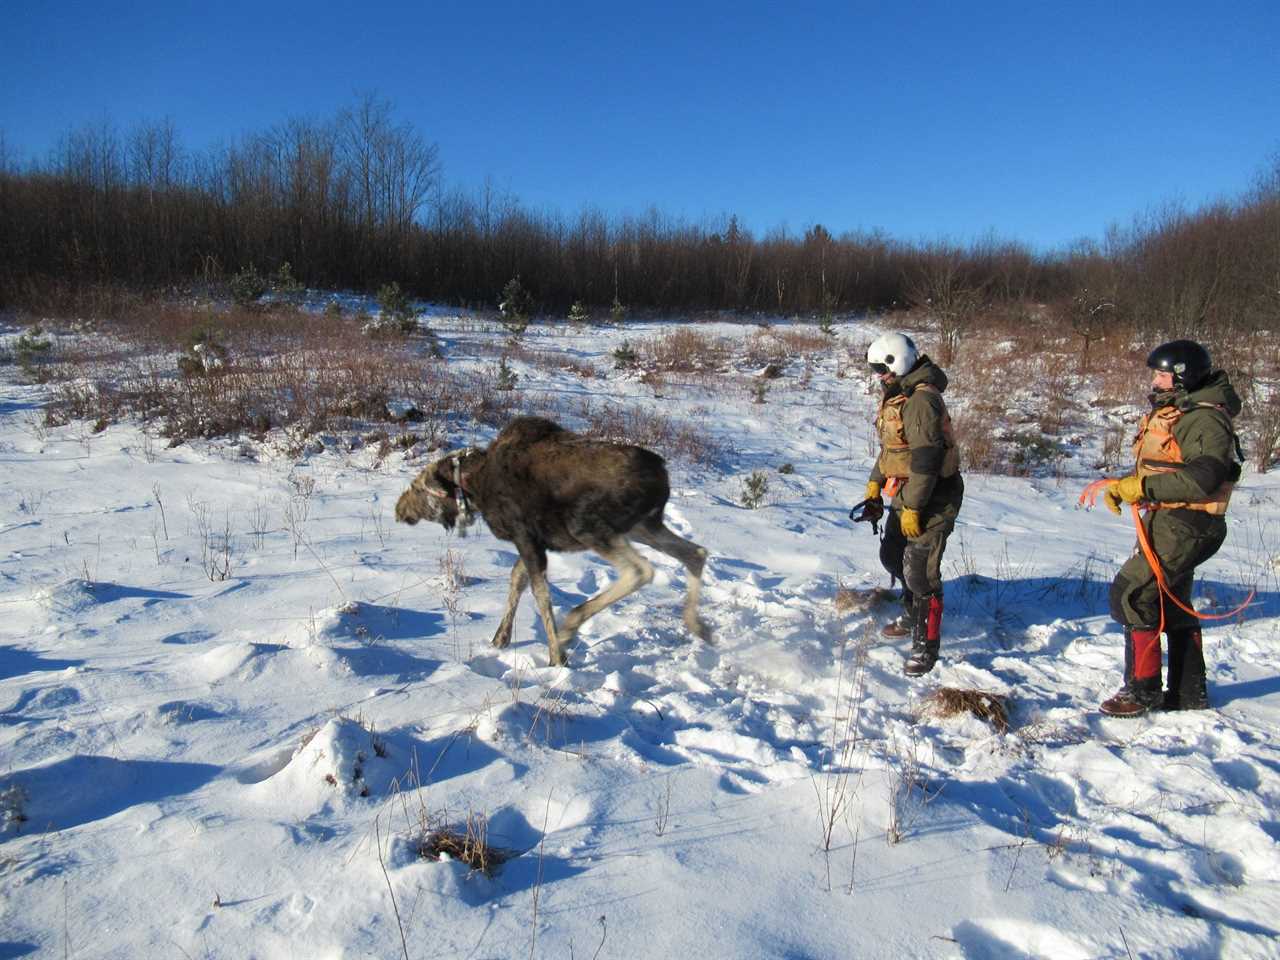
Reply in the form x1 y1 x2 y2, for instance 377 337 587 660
2 314 1279 959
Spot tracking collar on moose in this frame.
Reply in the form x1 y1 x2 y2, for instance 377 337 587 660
395 416 710 667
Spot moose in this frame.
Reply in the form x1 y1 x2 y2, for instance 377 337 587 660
395 417 710 666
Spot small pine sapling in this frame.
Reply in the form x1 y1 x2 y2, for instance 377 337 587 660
741 470 769 508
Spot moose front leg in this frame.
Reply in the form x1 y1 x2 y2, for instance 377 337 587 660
491 558 529 649
519 544 570 666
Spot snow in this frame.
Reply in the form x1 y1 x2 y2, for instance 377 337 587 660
2 314 1279 959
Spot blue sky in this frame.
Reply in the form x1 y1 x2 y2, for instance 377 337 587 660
2 0 1277 251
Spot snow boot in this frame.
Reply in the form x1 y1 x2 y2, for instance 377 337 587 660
1164 627 1209 711
880 614 913 640
880 589 916 640
1100 627 1162 717
903 595 942 677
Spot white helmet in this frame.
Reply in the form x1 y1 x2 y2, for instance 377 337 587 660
866 332 918 377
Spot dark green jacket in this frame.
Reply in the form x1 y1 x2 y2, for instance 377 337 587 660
869 356 962 512
1142 371 1242 506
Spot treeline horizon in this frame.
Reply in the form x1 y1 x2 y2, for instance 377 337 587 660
1 96 1278 334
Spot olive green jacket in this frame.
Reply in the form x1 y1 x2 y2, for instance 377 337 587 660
1141 371 1242 505
869 357 962 511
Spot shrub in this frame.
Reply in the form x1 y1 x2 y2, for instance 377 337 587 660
610 297 627 324
495 356 518 391
272 262 305 300
819 291 838 336
612 340 638 370
568 300 590 324
229 265 267 307
741 470 768 508
14 327 52 379
499 277 532 337
177 326 228 377
376 281 417 334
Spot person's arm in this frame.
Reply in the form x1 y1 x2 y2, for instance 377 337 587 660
899 392 946 510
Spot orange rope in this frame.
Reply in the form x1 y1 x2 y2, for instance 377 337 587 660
1080 477 1256 633
1129 502 1255 634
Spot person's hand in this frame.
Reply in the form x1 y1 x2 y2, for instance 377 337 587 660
1103 475 1145 515
865 480 882 502
900 507 923 538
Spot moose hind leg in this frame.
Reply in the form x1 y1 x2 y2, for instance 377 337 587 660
560 537 654 639
631 520 711 641
491 558 529 649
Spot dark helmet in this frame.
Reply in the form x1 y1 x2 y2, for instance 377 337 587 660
1147 339 1212 390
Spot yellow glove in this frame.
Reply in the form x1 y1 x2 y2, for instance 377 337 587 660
1102 475 1145 515
899 507 923 538
865 480 882 501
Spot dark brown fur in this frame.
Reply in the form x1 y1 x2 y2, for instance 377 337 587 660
396 417 709 665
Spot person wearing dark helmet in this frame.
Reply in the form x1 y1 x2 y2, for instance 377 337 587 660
1099 339 1243 717
862 332 963 676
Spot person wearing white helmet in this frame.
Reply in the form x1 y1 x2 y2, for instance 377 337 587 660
862 332 963 676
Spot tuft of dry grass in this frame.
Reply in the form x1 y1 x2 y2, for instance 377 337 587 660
919 687 1010 733
832 585 896 615
416 809 510 876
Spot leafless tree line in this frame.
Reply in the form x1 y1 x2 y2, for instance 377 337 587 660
2 101 1277 334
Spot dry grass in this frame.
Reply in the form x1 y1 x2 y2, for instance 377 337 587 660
415 808 511 876
919 687 1010 733
640 328 731 372
832 585 896 615
570 396 723 467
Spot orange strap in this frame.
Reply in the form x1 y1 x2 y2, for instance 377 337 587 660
883 476 903 498
1129 502 1254 634
1079 478 1255 633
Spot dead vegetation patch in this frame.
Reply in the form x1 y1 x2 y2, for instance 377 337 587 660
415 810 511 876
919 687 1010 734
833 585 896 615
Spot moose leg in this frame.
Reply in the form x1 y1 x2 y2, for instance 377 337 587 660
560 536 654 641
519 544 570 666
491 558 529 649
631 520 711 641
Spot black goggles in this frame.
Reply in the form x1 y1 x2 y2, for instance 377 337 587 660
869 362 891 374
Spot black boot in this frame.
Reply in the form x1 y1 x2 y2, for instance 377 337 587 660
1164 627 1209 710
1100 628 1163 717
904 595 941 677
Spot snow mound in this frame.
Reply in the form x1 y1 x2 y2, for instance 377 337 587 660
245 716 403 815
37 579 105 615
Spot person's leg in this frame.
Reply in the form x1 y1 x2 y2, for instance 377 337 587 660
901 508 956 676
879 509 913 639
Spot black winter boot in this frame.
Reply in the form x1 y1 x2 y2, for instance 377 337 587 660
903 595 942 677
1164 627 1209 710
